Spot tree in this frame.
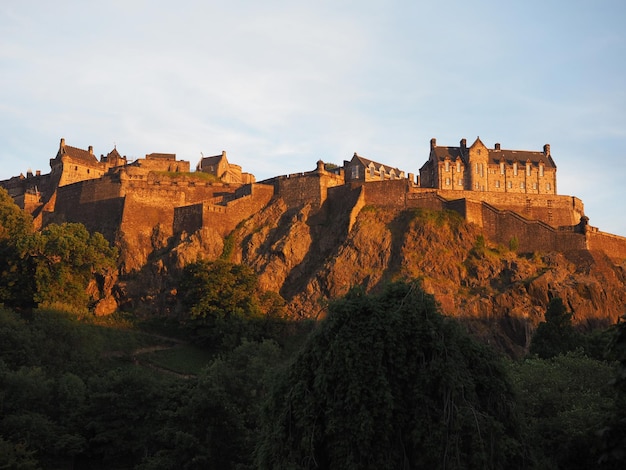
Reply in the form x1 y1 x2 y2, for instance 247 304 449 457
20 223 117 311
509 352 616 469
599 314 626 467
257 282 523 469
529 297 582 359
179 260 271 351
0 188 35 308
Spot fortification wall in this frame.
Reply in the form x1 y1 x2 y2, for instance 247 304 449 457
587 229 626 262
360 179 412 207
50 177 125 242
433 189 583 227
267 170 343 209
202 184 274 236
480 203 587 253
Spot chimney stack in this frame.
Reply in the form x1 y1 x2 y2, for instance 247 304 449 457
543 144 550 156
495 143 501 150
430 138 437 149
88 145 94 155
460 138 467 149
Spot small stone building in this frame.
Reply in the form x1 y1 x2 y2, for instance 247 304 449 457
196 151 255 184
343 153 406 184
419 137 557 194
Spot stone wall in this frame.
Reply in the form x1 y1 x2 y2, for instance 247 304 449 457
587 229 626 262
434 189 583 227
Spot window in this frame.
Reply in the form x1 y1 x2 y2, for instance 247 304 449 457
475 163 479 174
539 165 544 177
495 180 500 188
526 164 531 176
513 162 518 176
351 165 359 179
533 182 538 190
546 183 552 191
500 162 505 175
456 161 461 173
475 182 479 189
370 166 375 178
445 161 450 172
445 177 450 186
458 179 463 186
507 181 512 189
520 182 525 189
480 163 484 177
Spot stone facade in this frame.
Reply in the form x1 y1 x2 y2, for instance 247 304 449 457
420 137 557 195
197 151 255 184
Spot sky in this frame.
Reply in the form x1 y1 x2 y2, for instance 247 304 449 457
1 0 625 235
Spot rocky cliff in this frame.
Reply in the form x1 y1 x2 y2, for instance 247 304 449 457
119 194 626 357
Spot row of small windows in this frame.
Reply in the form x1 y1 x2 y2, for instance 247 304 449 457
445 161 545 177
445 178 552 191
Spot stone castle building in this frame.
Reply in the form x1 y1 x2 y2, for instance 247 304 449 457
419 137 557 194
2 136 626 271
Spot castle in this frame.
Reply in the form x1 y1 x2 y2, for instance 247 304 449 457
2 137 625 272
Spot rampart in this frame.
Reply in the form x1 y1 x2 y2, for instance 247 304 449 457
174 183 275 237
262 164 344 209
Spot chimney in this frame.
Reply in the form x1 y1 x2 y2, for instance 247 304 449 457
495 143 501 150
88 145 94 155
543 144 550 157
430 138 437 149
60 138 65 148
36 170 41 176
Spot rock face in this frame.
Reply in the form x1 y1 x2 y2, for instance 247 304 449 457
123 196 626 357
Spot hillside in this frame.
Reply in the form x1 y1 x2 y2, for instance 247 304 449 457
121 195 626 357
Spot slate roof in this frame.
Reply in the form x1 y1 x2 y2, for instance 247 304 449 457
57 144 98 164
352 154 404 174
431 142 556 168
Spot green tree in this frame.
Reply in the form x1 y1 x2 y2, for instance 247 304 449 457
599 314 626 467
179 260 268 351
530 297 582 359
20 223 117 311
257 282 523 469
509 352 616 469
0 187 35 308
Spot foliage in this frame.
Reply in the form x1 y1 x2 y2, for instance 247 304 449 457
599 314 626 467
138 340 283 470
179 260 287 351
509 351 616 469
0 187 35 308
257 281 523 469
0 187 117 312
529 297 583 359
19 223 118 310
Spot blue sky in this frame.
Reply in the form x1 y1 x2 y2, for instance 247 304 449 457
2 0 625 235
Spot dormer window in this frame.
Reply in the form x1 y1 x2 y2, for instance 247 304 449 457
500 162 505 175
456 161 461 173
513 162 518 176
539 164 544 177
526 162 531 176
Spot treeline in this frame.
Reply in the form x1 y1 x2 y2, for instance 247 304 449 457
1 281 625 469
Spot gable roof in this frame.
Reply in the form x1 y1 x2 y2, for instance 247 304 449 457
56 139 99 164
351 153 403 174
430 140 556 168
